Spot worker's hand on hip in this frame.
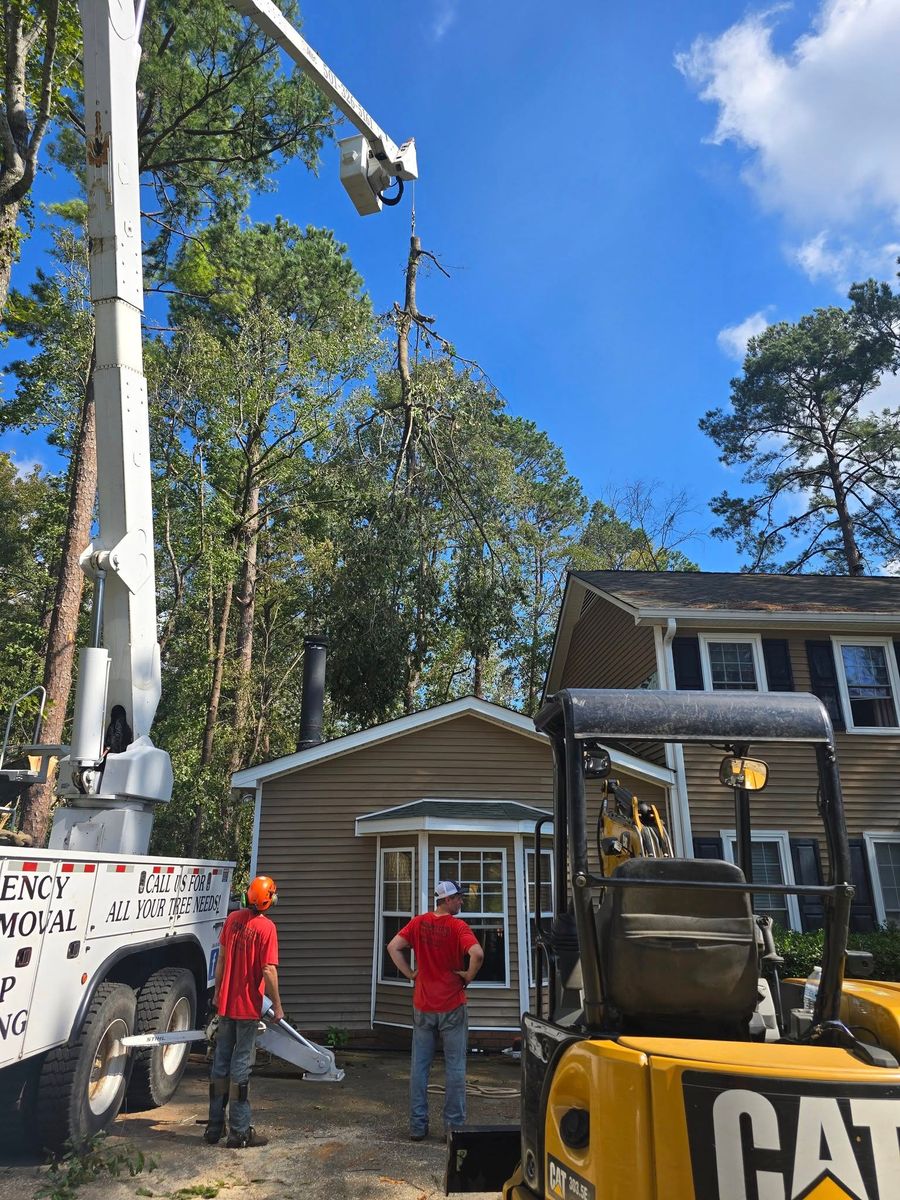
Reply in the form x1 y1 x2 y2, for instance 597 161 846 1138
453 969 473 985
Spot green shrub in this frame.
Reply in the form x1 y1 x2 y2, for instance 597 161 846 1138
775 926 900 981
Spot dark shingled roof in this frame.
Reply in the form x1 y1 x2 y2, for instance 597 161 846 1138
572 570 900 615
358 799 551 824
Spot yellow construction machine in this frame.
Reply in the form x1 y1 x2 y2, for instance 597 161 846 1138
447 688 900 1200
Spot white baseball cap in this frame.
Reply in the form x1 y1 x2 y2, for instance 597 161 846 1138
434 880 461 899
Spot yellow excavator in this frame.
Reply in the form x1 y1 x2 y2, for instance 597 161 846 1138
447 688 900 1200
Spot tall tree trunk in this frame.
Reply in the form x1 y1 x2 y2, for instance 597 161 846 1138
828 462 865 576
473 656 483 699
191 578 234 855
21 351 98 845
0 201 21 315
227 484 260 780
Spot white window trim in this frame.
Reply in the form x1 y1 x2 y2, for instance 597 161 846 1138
831 635 900 734
720 828 800 930
525 846 554 990
379 845 417 987
863 832 900 926
699 632 768 693
434 845 510 989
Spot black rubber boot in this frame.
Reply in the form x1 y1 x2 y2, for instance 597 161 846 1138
204 1078 229 1144
226 1127 269 1149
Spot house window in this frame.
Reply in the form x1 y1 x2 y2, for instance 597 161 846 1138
833 638 900 730
380 848 415 981
721 830 799 930
525 848 554 987
436 848 508 985
699 634 766 692
863 834 900 926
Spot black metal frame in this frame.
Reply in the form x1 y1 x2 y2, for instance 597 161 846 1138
532 688 854 1040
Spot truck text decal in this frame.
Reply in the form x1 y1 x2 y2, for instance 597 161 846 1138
683 1070 900 1200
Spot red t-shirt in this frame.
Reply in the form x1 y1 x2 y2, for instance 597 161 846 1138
398 911 479 1013
218 908 279 1020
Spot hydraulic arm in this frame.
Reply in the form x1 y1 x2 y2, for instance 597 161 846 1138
49 0 416 856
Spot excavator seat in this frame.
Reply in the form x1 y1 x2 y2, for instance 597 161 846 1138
596 857 760 1039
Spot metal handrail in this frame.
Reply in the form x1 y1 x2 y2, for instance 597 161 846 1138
0 686 46 773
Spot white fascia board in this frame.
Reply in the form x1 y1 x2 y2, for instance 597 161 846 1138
603 746 674 787
359 797 551 823
231 696 544 787
544 575 582 699
356 816 554 837
632 608 900 630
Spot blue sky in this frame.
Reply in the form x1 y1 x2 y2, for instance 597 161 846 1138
5 0 900 570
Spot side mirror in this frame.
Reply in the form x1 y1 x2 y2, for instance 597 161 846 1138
718 756 768 791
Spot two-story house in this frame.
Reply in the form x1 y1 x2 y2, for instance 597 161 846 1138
546 570 900 933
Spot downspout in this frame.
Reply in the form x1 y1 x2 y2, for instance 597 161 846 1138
660 619 694 858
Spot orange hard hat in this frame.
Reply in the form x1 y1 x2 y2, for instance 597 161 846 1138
246 875 278 911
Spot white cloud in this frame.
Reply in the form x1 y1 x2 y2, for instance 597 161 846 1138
792 230 900 288
678 1 900 241
717 310 770 359
9 456 44 479
430 1 458 42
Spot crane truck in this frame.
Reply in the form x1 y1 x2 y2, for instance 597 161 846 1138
0 0 414 1151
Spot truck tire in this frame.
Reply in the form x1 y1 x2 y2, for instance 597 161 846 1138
126 968 197 1110
36 981 136 1151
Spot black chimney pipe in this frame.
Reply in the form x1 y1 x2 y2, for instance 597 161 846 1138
297 635 328 751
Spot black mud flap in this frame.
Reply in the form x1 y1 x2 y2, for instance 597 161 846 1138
444 1124 521 1194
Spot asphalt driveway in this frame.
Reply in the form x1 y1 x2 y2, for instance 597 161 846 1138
0 1050 521 1200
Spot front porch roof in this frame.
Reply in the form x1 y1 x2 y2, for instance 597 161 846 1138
355 798 552 836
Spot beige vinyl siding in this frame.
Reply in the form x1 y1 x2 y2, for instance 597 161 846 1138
685 631 900 850
559 595 664 765
560 595 657 690
256 714 554 1032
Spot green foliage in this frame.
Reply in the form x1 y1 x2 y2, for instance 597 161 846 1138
0 452 67 715
324 1025 350 1050
700 305 900 574
35 1133 154 1200
775 927 900 982
3 202 93 448
53 0 333 282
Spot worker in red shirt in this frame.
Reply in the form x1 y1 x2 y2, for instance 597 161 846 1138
387 880 485 1141
204 875 283 1148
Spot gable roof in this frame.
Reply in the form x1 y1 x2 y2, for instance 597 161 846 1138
544 569 900 700
572 570 900 615
232 693 673 789
231 696 539 788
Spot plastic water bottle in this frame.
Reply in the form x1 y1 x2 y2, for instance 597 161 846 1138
803 965 822 1011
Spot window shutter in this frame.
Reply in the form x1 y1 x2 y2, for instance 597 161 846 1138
762 639 794 692
672 636 703 690
804 641 846 731
848 839 877 932
789 837 824 931
693 836 724 860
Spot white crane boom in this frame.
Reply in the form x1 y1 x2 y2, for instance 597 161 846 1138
49 0 415 855
231 0 417 216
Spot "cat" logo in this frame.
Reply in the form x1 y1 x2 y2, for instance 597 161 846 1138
683 1071 900 1200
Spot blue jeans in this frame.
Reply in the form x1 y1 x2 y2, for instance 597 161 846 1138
410 1004 468 1135
210 1016 258 1135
